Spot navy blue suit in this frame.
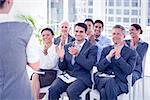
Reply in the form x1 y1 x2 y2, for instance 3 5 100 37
94 45 136 100
125 39 149 85
54 34 75 45
49 40 97 100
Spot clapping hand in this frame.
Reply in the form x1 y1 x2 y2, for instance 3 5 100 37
107 44 122 59
43 44 50 55
68 46 79 56
55 44 65 60
130 39 136 49
107 49 116 59
89 34 96 44
114 45 121 58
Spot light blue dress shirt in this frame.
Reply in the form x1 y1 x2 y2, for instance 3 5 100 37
95 35 112 64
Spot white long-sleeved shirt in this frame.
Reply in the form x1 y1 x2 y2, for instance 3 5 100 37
39 44 59 70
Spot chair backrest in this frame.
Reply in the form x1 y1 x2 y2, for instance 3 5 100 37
91 66 98 89
142 51 148 77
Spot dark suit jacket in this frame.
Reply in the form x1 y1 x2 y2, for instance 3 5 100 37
125 39 149 85
58 40 98 88
54 34 75 45
125 39 148 74
97 45 136 93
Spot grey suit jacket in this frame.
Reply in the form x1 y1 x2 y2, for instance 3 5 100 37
0 22 33 100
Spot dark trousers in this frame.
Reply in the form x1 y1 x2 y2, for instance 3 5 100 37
48 78 88 100
94 75 122 100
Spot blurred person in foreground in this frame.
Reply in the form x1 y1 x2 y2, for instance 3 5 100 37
0 0 40 100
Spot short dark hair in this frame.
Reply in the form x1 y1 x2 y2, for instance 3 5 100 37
131 24 143 34
84 18 94 25
74 23 87 32
0 0 5 7
41 28 54 36
94 20 104 28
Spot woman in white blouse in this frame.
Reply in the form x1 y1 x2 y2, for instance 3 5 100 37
0 0 40 100
31 28 59 99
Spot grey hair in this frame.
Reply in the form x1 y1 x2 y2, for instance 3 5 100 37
112 25 125 31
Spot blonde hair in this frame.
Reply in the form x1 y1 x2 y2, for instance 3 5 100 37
59 20 70 28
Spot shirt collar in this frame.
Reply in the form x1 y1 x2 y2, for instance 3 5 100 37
139 38 144 43
74 39 86 48
0 14 16 23
114 43 124 50
96 35 103 41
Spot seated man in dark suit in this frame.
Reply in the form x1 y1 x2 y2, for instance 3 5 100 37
54 20 75 45
94 25 136 100
49 23 98 100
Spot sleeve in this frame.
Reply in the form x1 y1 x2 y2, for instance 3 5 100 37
75 45 98 71
115 49 136 75
58 45 68 71
26 34 40 63
97 48 111 72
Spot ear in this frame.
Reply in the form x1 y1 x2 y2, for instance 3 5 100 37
123 34 126 38
137 29 141 34
102 27 104 31
69 27 71 32
6 0 10 4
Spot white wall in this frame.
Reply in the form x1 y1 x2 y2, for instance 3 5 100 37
93 0 105 21
0 0 47 26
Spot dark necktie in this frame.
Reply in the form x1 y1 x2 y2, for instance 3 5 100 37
95 38 99 42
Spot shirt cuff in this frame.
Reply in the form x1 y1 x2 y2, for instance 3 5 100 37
60 59 64 62
106 55 111 63
115 55 121 60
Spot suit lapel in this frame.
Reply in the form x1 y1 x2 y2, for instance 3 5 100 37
78 40 90 55
121 45 129 57
68 35 75 43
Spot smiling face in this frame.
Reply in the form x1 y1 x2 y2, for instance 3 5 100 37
41 30 53 45
59 21 70 38
85 21 94 33
94 22 103 38
74 26 86 43
112 28 125 45
129 26 140 41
